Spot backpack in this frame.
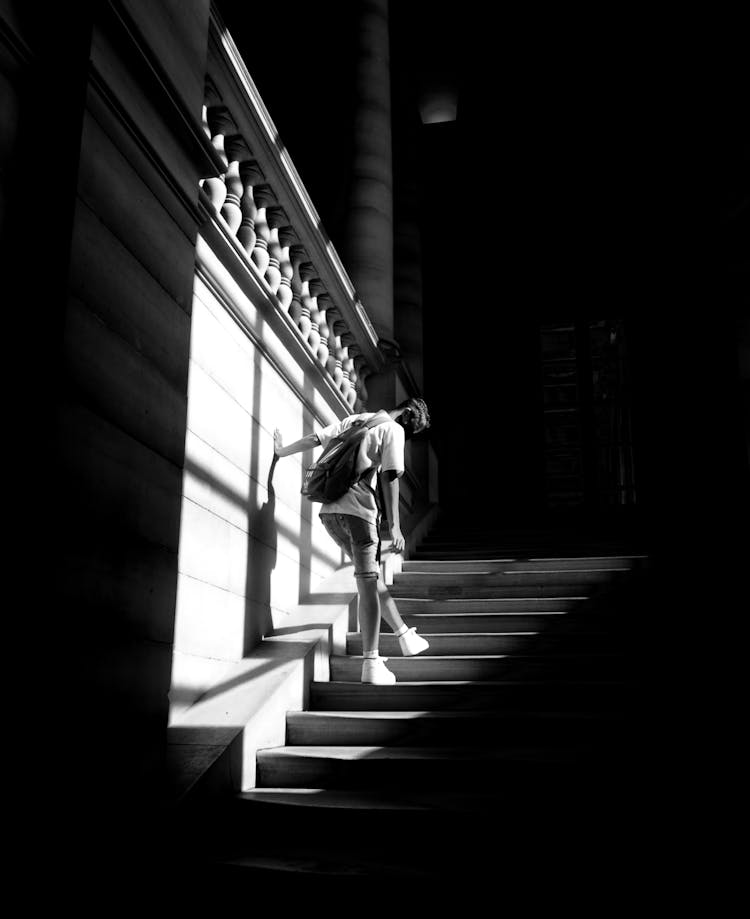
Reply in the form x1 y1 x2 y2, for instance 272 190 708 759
301 411 391 504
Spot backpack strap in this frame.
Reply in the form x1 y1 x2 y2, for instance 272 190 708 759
355 411 393 556
359 410 392 431
354 411 392 481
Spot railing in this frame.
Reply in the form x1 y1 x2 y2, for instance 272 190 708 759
198 7 385 411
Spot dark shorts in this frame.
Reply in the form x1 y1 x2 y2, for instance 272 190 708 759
320 513 380 580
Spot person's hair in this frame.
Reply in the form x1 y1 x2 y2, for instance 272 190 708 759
396 397 431 436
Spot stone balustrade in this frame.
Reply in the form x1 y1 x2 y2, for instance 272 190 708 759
198 11 384 411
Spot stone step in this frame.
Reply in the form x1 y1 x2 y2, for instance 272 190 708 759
396 611 608 634
234 781 636 822
417 529 637 541
416 535 637 547
239 786 436 811
413 547 638 560
206 849 433 886
204 787 643 890
310 680 630 712
232 785 626 825
286 709 627 746
395 597 583 613
256 744 622 789
404 556 648 573
418 526 636 538
392 582 598 599
330 654 627 682
347 631 614 656
393 570 628 590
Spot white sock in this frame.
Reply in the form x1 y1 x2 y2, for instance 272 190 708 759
363 650 379 660
394 624 409 638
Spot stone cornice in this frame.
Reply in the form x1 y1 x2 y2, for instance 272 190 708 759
102 0 224 180
88 61 209 230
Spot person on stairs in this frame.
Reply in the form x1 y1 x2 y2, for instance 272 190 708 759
273 397 431 685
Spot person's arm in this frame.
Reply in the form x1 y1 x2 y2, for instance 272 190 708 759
273 429 319 458
381 469 405 552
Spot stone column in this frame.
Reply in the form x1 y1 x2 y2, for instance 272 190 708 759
394 170 429 494
344 0 394 346
394 174 424 393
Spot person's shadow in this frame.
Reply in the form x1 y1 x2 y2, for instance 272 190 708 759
243 454 278 652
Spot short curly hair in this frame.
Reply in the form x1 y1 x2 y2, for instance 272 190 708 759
397 397 431 435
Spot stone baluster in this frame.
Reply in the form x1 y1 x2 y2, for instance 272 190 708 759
265 206 288 296
326 312 346 389
338 327 357 405
354 355 371 405
315 293 333 367
348 364 361 409
204 106 235 211
349 365 361 409
237 160 264 255
296 262 315 342
306 277 325 356
276 225 296 313
251 183 274 277
347 342 361 403
288 245 307 327
341 348 356 406
199 82 221 194
331 339 346 392
221 135 251 234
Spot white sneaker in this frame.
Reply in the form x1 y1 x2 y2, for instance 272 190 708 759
361 656 397 685
398 627 430 657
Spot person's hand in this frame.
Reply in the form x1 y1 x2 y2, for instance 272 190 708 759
391 526 405 553
273 428 284 457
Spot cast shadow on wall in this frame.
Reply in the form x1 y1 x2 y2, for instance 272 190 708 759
243 354 276 653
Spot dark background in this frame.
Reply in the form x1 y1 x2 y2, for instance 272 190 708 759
212 6 749 865
3 1 744 892
219 0 749 537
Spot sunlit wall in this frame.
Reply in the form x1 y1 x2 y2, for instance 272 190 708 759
169 271 344 720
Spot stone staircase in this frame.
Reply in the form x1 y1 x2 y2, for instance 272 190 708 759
182 525 652 896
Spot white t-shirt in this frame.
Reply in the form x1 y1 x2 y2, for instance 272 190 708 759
316 412 405 523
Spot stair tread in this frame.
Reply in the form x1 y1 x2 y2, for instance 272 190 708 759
397 608 576 613
313 679 627 688
397 599 585 611
236 786 614 813
395 614 610 633
347 630 611 638
310 680 630 711
393 588 592 595
349 630 541 636
238 788 433 810
212 849 432 879
405 555 648 562
289 710 622 720
396 568 630 575
258 745 593 761
334 653 623 661
346 628 544 638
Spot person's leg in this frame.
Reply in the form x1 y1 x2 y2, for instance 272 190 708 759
377 578 405 633
376 571 431 656
356 574 381 654
343 516 397 684
358 572 396 684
